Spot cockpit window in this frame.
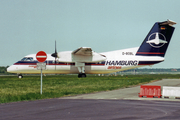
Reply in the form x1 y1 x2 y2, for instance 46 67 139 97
21 58 27 61
21 57 33 61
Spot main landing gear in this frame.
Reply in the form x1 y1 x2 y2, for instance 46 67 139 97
75 62 87 78
77 65 87 78
78 73 86 78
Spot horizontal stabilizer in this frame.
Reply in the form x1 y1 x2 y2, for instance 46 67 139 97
160 19 176 26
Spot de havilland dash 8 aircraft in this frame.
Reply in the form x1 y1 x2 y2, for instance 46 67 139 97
7 20 176 78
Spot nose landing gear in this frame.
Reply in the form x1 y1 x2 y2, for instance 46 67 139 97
18 74 23 79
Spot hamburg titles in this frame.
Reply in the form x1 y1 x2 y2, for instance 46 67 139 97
106 60 138 69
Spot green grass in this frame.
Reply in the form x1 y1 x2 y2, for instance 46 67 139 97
0 74 180 103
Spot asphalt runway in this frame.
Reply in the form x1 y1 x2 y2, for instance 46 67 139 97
1 79 180 120
1 99 180 120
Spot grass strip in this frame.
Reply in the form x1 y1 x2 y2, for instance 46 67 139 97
0 74 180 103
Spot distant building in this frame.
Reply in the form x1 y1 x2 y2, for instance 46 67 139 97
171 69 177 72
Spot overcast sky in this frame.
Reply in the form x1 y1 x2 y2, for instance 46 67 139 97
0 0 180 68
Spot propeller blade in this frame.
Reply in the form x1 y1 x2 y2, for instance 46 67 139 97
51 40 58 58
55 40 57 54
55 57 57 70
51 40 58 70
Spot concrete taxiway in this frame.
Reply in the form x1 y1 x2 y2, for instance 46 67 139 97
62 79 180 101
1 79 180 120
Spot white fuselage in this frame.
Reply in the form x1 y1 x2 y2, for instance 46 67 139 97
7 47 164 74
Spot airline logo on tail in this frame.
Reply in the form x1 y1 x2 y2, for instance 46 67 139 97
146 32 167 48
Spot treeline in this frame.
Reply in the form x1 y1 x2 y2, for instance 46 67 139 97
0 66 9 74
122 68 180 73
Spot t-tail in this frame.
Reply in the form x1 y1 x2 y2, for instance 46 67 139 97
136 19 176 57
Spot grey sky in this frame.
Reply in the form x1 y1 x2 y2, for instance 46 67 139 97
0 0 180 68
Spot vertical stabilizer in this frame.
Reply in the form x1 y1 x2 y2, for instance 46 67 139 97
136 20 176 57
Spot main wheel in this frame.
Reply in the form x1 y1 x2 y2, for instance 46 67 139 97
78 73 82 78
78 73 86 78
82 73 86 77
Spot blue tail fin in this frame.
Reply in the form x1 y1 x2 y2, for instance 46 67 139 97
136 20 176 57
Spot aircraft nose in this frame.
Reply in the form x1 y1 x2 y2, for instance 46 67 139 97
7 66 11 72
7 65 15 73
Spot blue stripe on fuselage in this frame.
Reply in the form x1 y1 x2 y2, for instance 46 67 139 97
14 60 162 66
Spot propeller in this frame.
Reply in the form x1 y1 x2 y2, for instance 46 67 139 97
51 40 58 58
51 40 58 70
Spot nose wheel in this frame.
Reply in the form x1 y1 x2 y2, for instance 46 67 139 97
18 74 23 79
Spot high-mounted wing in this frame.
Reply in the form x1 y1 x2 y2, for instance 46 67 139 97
72 47 106 63
72 47 92 56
